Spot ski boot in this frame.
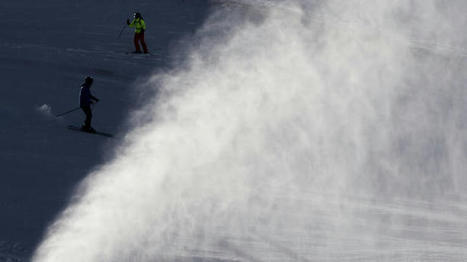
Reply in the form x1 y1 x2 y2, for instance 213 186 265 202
81 125 96 133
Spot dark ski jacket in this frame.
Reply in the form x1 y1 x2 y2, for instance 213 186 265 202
79 83 98 107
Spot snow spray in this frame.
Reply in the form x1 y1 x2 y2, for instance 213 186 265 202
34 1 467 261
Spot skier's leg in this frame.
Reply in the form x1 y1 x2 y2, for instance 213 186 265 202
140 32 149 53
134 34 141 53
87 108 93 128
81 107 86 129
82 106 92 129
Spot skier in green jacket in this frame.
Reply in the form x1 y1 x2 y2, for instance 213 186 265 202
126 12 149 54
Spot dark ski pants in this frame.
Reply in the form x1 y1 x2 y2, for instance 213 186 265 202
81 106 92 128
134 32 148 53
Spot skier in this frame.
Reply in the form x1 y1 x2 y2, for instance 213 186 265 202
79 76 99 133
126 12 149 54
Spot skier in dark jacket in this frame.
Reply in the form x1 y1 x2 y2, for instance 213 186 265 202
79 76 99 132
126 12 149 54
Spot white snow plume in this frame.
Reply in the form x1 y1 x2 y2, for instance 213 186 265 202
34 1 467 261
36 104 53 118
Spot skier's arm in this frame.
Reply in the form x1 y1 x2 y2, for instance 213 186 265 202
128 19 136 28
90 95 99 102
141 20 146 31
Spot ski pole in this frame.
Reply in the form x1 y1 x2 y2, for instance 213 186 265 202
55 107 81 117
118 23 127 39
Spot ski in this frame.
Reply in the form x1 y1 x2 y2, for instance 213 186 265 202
124 51 159 57
68 125 114 138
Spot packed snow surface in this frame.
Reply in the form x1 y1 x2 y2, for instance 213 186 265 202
2 0 467 261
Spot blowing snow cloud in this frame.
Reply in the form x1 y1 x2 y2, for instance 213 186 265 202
33 1 467 261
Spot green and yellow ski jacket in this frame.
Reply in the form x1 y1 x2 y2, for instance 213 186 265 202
128 18 146 33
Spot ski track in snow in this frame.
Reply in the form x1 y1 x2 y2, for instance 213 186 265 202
0 241 26 262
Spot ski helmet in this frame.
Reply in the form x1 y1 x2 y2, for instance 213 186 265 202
85 76 93 84
134 12 142 19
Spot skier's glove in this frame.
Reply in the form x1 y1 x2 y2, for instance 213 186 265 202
126 19 130 25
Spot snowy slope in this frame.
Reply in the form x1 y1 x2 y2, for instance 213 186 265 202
3 0 467 261
0 0 210 260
